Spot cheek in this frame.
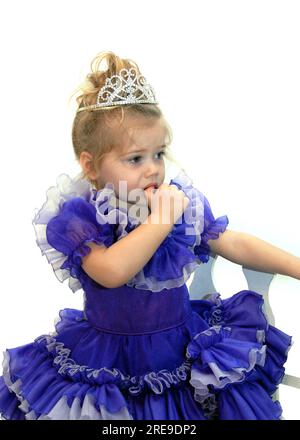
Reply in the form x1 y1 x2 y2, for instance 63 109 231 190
159 163 165 175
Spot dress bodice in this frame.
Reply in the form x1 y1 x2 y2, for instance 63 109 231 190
82 277 192 335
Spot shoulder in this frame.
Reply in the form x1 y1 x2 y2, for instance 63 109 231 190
31 173 117 293
32 173 93 225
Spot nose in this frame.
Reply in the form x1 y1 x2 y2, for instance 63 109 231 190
144 159 160 178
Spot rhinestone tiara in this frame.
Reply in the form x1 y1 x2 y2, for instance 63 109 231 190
76 67 159 113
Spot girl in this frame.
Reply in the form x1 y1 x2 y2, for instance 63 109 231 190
0 51 299 420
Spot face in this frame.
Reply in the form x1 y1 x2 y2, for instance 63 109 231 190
88 116 168 205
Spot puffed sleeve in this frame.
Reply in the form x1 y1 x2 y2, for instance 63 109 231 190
48 197 114 275
193 195 229 263
33 196 115 293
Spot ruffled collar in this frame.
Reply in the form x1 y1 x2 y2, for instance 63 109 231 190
88 170 205 291
33 169 206 292
89 170 204 238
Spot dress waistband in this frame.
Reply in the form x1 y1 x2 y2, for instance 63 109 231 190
83 281 192 335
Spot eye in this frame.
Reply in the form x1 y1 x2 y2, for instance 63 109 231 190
128 155 142 164
127 151 165 165
156 151 165 159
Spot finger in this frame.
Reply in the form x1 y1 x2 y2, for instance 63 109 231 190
144 186 154 205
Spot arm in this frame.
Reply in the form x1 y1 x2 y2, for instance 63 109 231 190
208 229 300 280
81 213 173 288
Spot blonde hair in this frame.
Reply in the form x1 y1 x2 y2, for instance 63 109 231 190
69 51 182 190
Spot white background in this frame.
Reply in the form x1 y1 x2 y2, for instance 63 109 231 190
0 0 299 419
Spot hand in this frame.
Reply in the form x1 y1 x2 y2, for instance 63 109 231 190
144 183 190 225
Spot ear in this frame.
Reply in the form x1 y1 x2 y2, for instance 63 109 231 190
79 151 98 180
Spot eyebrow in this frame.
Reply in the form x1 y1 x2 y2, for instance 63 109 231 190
121 144 166 156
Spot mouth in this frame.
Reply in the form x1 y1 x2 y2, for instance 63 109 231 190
144 183 158 190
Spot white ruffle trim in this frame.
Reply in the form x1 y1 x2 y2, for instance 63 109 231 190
125 260 200 292
32 172 93 293
189 343 267 404
1 350 133 420
28 395 133 420
171 170 205 247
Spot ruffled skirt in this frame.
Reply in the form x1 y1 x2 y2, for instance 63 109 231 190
0 290 292 420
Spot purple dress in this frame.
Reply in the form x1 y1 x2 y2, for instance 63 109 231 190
0 170 292 420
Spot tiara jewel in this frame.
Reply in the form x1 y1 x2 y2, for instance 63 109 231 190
77 67 158 113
